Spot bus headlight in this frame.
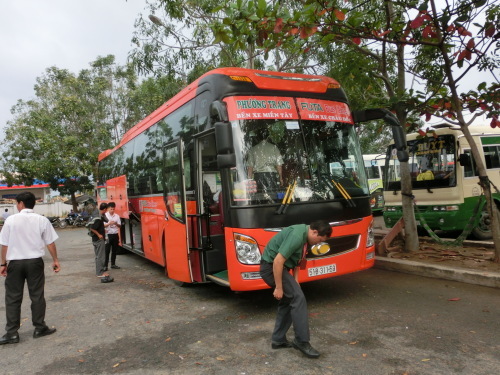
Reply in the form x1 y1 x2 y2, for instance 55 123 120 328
366 223 375 248
234 234 261 265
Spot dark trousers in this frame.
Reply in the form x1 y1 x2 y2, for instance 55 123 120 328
105 233 119 267
93 239 106 276
4 258 47 334
260 261 310 343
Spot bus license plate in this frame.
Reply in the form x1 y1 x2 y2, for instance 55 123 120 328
308 264 336 277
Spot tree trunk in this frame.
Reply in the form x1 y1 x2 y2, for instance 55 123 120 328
393 36 419 252
460 126 500 262
71 192 79 214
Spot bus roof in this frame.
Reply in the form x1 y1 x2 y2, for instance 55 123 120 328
98 68 343 162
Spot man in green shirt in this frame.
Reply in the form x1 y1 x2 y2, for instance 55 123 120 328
260 220 332 358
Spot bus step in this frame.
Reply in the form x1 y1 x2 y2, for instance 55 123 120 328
121 244 145 257
206 270 229 287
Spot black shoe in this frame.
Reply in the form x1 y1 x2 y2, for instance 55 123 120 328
0 333 19 345
111 264 120 269
292 339 320 358
33 327 56 339
101 275 114 283
272 340 293 349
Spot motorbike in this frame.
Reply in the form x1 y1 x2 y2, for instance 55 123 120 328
64 213 89 227
48 216 68 229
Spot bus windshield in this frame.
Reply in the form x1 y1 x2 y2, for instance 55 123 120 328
229 119 369 206
385 134 456 191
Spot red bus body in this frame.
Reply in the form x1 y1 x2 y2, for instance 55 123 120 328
97 68 376 291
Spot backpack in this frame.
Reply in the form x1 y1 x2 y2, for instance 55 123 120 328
86 216 100 237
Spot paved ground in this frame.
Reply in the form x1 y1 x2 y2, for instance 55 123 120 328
1 228 499 375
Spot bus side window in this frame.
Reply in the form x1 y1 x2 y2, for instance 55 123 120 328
483 145 500 169
463 150 477 177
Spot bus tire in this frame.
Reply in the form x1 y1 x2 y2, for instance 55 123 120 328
172 279 188 287
472 206 493 240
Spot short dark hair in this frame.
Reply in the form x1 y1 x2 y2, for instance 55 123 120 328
16 192 36 209
310 220 332 237
99 202 109 211
108 202 116 208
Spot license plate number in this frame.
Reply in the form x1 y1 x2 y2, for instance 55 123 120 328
308 264 336 277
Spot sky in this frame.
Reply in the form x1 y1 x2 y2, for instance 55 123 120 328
0 0 494 137
0 0 149 138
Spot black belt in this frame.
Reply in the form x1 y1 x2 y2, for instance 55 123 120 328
260 259 291 271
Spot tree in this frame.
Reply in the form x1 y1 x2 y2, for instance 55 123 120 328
129 0 253 79
0 57 142 212
207 0 499 259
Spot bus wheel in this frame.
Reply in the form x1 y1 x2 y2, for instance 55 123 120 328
172 279 188 287
472 207 492 240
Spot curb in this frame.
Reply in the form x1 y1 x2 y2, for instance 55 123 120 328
374 256 500 289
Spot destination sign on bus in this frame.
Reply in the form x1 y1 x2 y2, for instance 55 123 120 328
415 139 446 155
297 98 353 124
225 96 299 121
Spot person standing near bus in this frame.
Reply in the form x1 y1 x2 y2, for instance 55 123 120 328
2 208 10 221
259 220 332 358
0 192 60 345
104 202 122 270
247 128 284 192
89 203 113 283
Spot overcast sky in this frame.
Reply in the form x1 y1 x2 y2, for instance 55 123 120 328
0 0 494 137
0 0 149 138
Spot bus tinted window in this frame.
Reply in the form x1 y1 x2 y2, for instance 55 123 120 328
159 102 195 143
463 149 477 177
386 134 456 189
230 119 368 206
133 124 161 195
483 145 500 169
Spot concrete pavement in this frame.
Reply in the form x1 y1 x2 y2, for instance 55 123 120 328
373 226 500 289
374 256 500 289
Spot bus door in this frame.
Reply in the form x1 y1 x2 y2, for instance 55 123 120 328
103 175 136 250
197 133 227 283
162 139 192 283
105 175 129 218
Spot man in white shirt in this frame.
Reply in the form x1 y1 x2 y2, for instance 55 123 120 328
0 192 60 345
104 202 122 270
2 208 10 220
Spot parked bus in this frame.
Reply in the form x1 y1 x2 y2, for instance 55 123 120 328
363 154 385 212
383 124 500 239
96 67 407 291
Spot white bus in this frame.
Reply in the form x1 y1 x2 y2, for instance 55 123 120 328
383 124 500 239
363 154 385 212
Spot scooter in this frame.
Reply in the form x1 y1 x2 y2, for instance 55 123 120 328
48 216 68 228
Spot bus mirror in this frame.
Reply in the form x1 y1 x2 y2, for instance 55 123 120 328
392 127 406 149
458 153 471 166
215 122 234 154
217 154 236 169
352 108 399 126
397 150 409 162
210 101 228 122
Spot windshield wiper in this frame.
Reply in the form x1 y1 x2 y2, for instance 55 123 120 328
331 179 356 207
320 173 355 207
276 179 297 214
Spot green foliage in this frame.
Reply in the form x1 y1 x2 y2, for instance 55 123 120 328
0 56 146 202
